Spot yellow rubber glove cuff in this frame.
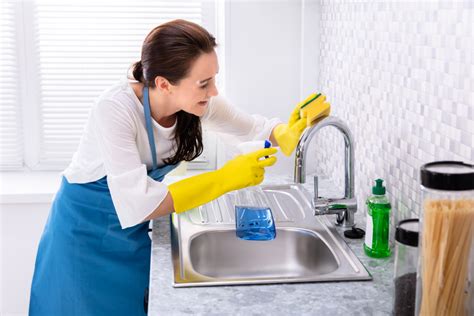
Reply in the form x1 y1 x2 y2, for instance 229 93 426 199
168 147 277 213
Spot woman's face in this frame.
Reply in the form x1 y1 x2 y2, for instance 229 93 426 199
171 50 219 117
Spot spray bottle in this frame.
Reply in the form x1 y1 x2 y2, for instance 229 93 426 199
234 140 276 241
236 140 273 156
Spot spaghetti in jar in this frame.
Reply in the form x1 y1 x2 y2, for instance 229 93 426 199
416 161 474 316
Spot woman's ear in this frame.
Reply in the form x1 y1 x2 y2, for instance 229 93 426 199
154 76 172 94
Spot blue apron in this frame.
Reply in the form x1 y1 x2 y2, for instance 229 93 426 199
29 87 177 316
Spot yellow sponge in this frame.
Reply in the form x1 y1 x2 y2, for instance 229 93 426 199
299 93 331 126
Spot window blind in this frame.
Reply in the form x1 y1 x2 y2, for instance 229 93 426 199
32 0 216 169
0 1 23 170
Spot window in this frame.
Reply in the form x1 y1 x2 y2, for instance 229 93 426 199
0 1 23 169
0 0 219 171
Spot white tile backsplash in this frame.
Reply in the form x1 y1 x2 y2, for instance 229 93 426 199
307 0 473 224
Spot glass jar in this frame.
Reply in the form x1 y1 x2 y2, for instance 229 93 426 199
416 161 474 316
393 219 419 316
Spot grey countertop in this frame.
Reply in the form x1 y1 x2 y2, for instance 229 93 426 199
148 176 395 316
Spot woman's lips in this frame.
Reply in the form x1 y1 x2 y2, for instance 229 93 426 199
198 100 208 106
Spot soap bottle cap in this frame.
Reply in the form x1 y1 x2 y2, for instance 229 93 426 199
372 179 386 195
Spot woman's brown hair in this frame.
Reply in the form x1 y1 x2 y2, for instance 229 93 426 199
131 19 217 165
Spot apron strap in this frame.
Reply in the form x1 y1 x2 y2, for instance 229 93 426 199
143 86 158 170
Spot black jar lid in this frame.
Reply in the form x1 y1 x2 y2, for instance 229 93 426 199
395 219 419 247
420 161 474 191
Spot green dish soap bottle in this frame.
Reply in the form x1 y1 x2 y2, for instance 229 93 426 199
364 179 391 258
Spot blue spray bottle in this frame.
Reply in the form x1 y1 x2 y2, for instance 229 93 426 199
234 140 276 241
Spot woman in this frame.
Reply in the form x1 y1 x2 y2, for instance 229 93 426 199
29 19 320 315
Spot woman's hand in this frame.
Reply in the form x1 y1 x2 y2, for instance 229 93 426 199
168 148 277 214
272 93 327 156
218 147 277 192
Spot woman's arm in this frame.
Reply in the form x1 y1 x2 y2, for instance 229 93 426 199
202 95 282 145
93 100 172 228
269 124 284 147
144 147 277 221
144 192 175 220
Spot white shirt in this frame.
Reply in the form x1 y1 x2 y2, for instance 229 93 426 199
63 79 281 228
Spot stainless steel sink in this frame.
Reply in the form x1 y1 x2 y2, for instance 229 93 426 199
170 184 371 287
189 229 339 279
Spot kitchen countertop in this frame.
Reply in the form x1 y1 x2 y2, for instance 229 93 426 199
148 176 395 316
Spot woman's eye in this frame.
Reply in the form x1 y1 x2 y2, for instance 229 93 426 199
200 84 208 89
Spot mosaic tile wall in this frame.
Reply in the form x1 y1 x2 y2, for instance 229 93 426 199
307 0 473 223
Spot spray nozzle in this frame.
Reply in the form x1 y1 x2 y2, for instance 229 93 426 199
237 140 272 157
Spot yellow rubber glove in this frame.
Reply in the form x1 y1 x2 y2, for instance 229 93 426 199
273 93 327 156
168 147 277 213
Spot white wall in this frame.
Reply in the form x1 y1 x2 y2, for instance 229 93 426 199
300 0 321 97
311 1 473 224
0 204 3 314
221 0 306 175
1 202 51 316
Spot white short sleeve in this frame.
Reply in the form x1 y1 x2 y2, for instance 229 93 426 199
202 95 282 145
92 100 169 229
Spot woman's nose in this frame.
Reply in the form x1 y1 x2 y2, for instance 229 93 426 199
209 82 218 97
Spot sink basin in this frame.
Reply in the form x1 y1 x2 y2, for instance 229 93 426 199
189 229 338 279
170 184 371 287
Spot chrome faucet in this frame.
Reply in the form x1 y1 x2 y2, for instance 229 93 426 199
294 116 357 228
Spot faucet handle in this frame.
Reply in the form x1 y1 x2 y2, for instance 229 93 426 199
313 176 319 206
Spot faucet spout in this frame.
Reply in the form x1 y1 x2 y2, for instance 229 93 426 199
294 116 356 227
